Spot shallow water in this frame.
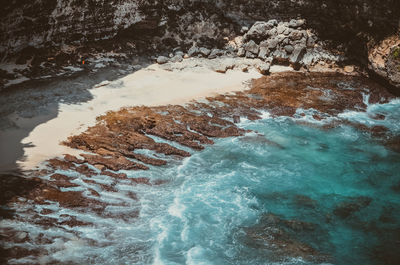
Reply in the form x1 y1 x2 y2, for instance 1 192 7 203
3 98 400 265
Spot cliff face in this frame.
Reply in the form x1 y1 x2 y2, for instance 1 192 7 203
1 0 399 85
0 0 142 55
0 0 235 56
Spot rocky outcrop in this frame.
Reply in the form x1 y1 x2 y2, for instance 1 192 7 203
1 0 399 88
1 71 398 262
152 19 343 77
368 35 400 88
63 71 395 171
234 19 341 69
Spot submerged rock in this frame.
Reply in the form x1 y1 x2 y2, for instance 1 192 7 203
243 213 329 262
333 196 372 218
293 194 318 208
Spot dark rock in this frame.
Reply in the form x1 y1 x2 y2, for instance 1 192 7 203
187 46 200 57
243 213 329 262
283 219 317 232
15 46 38 64
392 181 400 192
0 69 15 79
379 206 396 223
233 115 241 123
208 48 223 59
293 195 317 208
199 47 211 57
333 196 372 218
156 56 169 64
384 135 400 153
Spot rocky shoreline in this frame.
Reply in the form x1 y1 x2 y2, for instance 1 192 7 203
1 70 399 263
1 1 400 263
155 19 343 73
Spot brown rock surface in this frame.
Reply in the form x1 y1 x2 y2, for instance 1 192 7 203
1 71 398 263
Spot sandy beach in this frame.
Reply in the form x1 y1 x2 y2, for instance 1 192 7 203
18 63 261 170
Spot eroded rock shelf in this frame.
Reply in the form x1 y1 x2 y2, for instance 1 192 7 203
1 71 398 262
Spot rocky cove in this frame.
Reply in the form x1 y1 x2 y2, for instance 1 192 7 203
1 1 400 265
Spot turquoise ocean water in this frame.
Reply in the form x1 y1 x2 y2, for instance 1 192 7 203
5 99 400 265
